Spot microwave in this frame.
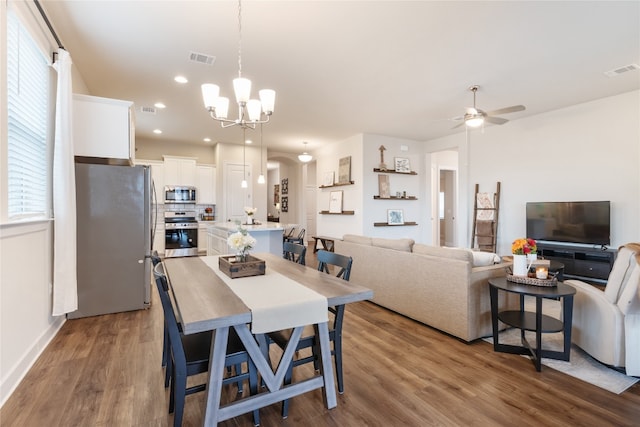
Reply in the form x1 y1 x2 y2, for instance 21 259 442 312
164 186 196 204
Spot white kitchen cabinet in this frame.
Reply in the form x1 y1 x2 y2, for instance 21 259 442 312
197 164 216 204
135 159 164 204
73 94 134 163
198 222 209 254
163 156 197 187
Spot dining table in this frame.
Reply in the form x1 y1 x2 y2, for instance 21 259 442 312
162 252 374 426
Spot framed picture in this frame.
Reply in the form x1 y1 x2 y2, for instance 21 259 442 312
323 171 335 187
329 191 343 213
394 157 411 173
281 196 288 212
281 178 288 195
338 156 351 183
378 174 390 198
387 209 404 225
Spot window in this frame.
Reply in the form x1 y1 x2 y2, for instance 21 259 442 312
6 10 50 219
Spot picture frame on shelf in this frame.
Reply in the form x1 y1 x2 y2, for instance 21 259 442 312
338 156 351 183
394 157 411 173
323 171 335 187
387 209 404 225
329 191 343 213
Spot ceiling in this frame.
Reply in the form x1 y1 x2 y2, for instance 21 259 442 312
41 1 640 155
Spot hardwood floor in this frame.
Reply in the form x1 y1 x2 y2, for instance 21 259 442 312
2 247 639 426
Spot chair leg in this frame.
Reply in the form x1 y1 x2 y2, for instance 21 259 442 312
162 325 169 367
234 363 244 394
165 354 172 388
334 334 344 394
281 362 293 418
171 373 187 427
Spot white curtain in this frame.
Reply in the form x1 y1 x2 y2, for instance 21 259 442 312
52 49 77 316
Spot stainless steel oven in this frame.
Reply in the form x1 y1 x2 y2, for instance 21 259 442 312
164 211 198 257
164 186 197 204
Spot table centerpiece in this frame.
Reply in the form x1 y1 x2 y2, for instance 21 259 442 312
219 223 265 278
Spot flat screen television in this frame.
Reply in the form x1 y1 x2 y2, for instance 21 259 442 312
526 201 610 246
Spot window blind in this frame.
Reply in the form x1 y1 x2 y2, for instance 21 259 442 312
6 11 50 218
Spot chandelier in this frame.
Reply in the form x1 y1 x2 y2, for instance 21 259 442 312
201 0 275 129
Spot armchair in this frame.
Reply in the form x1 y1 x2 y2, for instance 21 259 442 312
566 243 640 375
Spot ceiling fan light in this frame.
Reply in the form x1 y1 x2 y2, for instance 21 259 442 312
298 153 313 163
465 116 484 128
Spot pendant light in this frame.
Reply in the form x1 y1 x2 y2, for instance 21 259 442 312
257 123 265 184
241 127 248 188
298 141 312 163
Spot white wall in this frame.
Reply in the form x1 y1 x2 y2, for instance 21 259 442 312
426 90 640 254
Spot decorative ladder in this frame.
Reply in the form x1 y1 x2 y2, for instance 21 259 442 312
471 182 500 253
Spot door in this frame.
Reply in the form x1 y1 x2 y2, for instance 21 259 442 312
305 184 316 242
224 162 251 222
440 169 457 247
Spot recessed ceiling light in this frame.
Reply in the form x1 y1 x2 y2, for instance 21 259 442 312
245 139 252 144
174 75 188 84
154 102 166 109
203 137 211 142
153 129 162 134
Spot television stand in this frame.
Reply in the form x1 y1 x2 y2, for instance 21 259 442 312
537 242 616 286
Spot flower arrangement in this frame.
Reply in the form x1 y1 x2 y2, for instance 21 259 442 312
244 207 257 216
227 224 257 262
512 238 537 255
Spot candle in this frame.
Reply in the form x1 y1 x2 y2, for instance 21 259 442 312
536 267 549 279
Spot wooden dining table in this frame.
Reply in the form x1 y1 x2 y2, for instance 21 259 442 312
162 252 373 426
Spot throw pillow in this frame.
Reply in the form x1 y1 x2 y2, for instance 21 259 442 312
471 250 501 267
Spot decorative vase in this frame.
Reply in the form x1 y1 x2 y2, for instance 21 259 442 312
235 252 248 263
247 216 253 225
512 254 529 276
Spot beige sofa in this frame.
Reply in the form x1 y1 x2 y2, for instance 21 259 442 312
334 234 517 342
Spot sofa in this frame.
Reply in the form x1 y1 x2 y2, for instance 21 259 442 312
334 234 518 342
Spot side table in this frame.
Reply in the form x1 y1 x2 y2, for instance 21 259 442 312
488 277 576 372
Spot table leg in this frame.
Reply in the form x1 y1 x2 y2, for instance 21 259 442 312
489 284 500 350
316 321 337 409
562 295 574 361
203 326 230 426
535 297 543 372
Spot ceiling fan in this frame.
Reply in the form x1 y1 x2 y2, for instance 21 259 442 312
452 85 525 129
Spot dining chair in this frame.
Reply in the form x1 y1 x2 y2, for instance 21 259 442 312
283 241 306 265
285 228 306 245
153 263 260 427
150 251 169 370
268 250 353 417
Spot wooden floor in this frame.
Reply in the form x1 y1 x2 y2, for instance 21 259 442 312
2 247 640 426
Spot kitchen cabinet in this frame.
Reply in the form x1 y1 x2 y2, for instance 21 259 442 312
73 94 134 163
197 222 210 254
197 164 216 204
163 156 197 187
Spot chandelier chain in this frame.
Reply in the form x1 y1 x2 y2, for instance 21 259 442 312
237 0 242 78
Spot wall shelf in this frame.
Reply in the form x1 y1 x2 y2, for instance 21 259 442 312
319 181 354 189
373 195 417 200
373 221 418 227
319 210 355 215
373 168 417 175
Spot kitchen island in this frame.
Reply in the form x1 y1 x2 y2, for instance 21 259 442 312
207 222 292 256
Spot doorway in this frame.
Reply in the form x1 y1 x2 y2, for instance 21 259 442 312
439 169 456 247
224 162 252 222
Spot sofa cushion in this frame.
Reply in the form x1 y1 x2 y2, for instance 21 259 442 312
371 237 415 252
471 250 501 266
343 234 372 246
412 244 472 262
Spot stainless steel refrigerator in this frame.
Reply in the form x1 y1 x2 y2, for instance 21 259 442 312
68 162 152 319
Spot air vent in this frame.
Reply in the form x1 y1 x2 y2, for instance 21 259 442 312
189 51 216 66
140 106 157 115
604 64 640 77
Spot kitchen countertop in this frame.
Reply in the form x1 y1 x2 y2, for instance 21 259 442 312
207 222 291 232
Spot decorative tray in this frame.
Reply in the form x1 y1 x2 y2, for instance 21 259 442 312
219 255 266 279
506 274 558 287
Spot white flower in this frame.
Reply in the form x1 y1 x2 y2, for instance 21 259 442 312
244 206 257 216
227 230 256 252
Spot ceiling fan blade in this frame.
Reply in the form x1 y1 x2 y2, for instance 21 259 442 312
485 105 525 116
485 116 509 125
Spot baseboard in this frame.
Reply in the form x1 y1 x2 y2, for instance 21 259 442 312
0 316 66 407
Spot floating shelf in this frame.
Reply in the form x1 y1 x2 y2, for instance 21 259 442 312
373 195 417 200
319 181 355 188
373 168 417 175
319 210 355 215
373 221 418 227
